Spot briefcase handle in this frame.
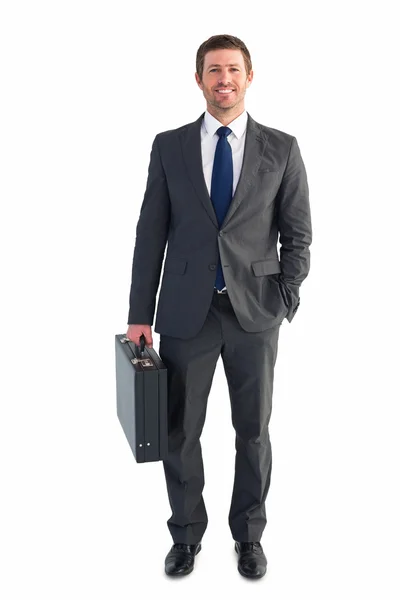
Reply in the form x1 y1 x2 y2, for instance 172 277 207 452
135 333 146 356
120 333 146 357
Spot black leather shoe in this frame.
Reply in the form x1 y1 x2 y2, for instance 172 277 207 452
235 541 267 579
164 542 202 576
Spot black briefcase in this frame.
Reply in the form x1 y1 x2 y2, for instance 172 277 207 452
115 333 169 463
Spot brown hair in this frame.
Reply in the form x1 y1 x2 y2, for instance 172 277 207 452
196 34 252 81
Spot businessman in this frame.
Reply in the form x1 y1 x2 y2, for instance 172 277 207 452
126 34 312 579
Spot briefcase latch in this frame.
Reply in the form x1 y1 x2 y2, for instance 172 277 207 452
131 357 154 367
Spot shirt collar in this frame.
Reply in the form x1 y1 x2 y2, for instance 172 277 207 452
203 109 248 140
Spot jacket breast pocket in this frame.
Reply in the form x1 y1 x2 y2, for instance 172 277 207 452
164 257 187 275
258 167 279 174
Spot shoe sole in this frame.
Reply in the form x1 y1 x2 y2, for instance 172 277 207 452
235 543 267 579
165 544 202 576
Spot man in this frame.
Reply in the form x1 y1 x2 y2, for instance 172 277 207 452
126 34 312 579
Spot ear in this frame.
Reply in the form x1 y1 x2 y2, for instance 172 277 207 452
195 72 203 89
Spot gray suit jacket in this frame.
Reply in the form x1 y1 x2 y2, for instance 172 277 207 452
127 111 312 339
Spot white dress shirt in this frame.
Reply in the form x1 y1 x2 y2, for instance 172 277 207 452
200 109 248 291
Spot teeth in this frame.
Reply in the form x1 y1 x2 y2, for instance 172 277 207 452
217 90 233 94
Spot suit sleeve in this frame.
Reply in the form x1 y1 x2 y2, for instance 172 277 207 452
127 134 171 325
276 136 312 320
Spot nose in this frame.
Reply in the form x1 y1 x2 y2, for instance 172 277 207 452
218 76 232 86
218 69 233 86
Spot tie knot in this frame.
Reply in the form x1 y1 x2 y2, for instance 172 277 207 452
216 126 232 139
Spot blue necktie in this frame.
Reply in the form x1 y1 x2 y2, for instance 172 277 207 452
210 126 233 291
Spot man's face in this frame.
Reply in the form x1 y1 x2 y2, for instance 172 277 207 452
195 48 253 112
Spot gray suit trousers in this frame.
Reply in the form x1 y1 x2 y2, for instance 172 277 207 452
159 288 281 544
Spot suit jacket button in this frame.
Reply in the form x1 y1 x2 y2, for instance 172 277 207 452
209 264 216 270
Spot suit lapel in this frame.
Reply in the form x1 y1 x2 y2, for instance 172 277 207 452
179 111 269 230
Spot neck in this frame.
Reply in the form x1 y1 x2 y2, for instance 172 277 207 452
206 104 246 126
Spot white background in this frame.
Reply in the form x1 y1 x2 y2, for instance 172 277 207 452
1 0 399 597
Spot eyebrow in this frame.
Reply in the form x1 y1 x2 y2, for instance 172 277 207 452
207 63 241 68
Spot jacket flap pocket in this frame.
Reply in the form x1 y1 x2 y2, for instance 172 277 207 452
251 258 281 276
164 257 187 275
